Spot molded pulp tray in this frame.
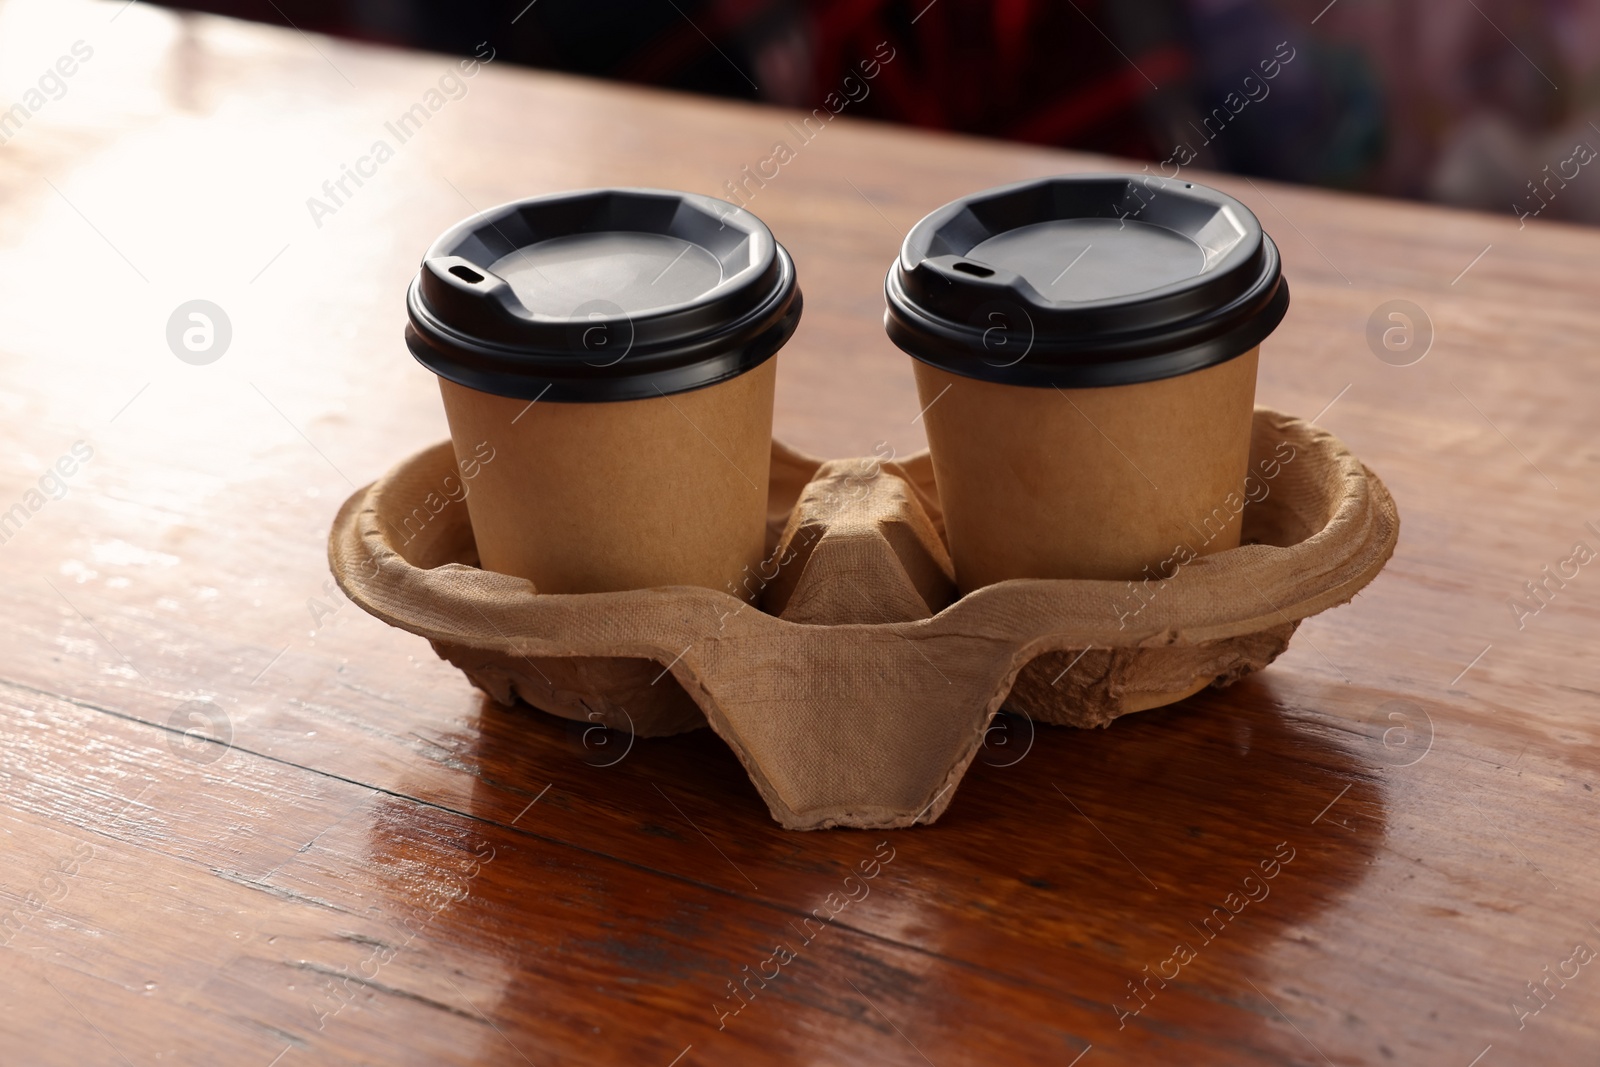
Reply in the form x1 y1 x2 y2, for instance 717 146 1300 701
329 408 1398 830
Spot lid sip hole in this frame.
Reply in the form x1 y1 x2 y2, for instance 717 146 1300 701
449 264 485 284
951 261 995 278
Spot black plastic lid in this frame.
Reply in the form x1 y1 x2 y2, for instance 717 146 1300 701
883 174 1289 388
406 188 801 402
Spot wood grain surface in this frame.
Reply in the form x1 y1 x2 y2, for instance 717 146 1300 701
2 1 1598 1064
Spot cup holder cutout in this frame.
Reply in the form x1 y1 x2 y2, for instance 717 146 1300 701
328 410 1398 829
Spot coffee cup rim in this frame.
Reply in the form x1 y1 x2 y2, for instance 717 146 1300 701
406 187 801 402
883 173 1289 388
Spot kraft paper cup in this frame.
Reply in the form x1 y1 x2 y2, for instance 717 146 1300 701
885 174 1289 595
406 188 801 596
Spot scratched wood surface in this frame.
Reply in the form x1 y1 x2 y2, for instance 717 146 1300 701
2 2 1599 1064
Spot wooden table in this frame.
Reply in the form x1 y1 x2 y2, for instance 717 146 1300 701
3 2 1597 1064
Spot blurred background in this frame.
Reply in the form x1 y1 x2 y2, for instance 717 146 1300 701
140 0 1600 225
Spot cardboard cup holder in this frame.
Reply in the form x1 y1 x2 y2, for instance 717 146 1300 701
330 408 1398 830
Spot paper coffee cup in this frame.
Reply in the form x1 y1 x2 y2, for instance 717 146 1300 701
884 174 1289 593
406 188 801 596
